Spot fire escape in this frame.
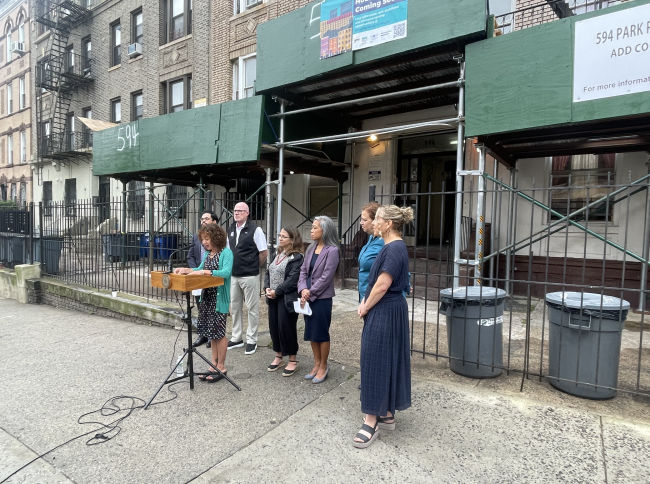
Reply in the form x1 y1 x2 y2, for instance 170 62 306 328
34 0 93 183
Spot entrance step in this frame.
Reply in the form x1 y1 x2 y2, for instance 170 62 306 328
343 278 358 290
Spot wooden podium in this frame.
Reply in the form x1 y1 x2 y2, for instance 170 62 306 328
145 271 240 410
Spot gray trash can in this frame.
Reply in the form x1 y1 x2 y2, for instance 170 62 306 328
440 286 507 378
546 292 629 400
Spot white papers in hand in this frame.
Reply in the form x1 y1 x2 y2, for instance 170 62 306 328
192 289 202 296
293 299 312 315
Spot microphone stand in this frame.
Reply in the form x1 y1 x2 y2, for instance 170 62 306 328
145 245 241 410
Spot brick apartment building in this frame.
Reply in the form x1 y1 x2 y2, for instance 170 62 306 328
0 0 32 205
31 0 211 206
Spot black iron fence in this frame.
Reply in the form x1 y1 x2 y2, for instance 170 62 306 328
0 189 274 300
367 171 650 398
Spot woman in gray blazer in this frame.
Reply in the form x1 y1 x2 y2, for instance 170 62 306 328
298 216 340 384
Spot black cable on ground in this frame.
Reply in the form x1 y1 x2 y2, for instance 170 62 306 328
1 318 189 484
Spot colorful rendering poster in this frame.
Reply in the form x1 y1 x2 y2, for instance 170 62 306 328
320 0 408 60
320 0 354 59
352 0 408 50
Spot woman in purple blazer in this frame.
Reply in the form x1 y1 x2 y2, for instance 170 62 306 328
298 215 340 384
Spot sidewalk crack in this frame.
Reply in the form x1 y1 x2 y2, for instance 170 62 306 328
600 415 609 484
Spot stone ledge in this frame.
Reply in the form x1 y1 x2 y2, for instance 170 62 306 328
39 278 183 328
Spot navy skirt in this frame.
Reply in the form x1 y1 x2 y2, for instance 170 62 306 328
360 292 411 416
303 298 333 343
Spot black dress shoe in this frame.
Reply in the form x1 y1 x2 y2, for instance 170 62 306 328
206 340 211 348
192 336 208 347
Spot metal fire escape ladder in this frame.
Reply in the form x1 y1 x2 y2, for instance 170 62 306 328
35 0 92 181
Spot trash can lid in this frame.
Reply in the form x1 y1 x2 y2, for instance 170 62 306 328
440 286 507 301
545 292 630 311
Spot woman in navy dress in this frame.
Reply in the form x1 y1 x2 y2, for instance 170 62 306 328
354 205 413 449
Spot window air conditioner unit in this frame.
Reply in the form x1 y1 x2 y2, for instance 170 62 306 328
245 0 262 9
128 43 142 58
11 42 25 56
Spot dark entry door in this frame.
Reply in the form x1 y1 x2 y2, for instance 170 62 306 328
98 176 110 222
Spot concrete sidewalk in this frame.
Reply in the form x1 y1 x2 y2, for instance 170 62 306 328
1 298 650 483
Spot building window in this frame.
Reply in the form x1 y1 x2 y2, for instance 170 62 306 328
19 130 25 163
66 113 75 150
1 184 6 200
82 107 92 147
166 184 187 218
19 77 25 109
82 37 91 75
64 178 76 216
5 24 11 64
7 133 13 165
234 0 263 15
43 181 52 216
132 10 143 45
37 1 50 35
65 45 75 74
19 182 25 206
132 91 143 121
127 180 145 219
111 21 121 66
232 54 256 100
18 17 24 44
163 76 191 113
10 183 16 202
7 83 12 114
165 0 192 43
41 120 50 156
111 98 121 123
551 154 616 222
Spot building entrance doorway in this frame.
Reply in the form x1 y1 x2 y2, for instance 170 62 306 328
396 133 457 245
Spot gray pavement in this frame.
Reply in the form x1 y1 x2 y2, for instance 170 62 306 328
1 298 650 484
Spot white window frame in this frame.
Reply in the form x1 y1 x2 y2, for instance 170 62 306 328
7 83 12 114
18 19 24 44
234 0 264 15
7 133 13 165
232 53 256 100
5 28 11 64
19 130 25 163
19 76 25 109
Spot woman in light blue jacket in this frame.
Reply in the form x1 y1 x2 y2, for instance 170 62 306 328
175 224 233 383
358 202 383 302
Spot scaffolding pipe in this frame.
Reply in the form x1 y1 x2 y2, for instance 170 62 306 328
148 182 154 271
482 172 649 265
504 168 516 296
265 168 273 252
474 145 487 286
638 158 650 312
452 59 466 288
488 159 499 285
276 99 286 236
121 180 127 269
268 81 462 118
348 140 355 234
338 181 344 241
283 118 459 147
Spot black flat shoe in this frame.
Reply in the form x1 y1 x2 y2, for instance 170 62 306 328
206 371 227 383
192 336 208 348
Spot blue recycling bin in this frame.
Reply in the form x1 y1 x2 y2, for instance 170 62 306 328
154 234 178 260
140 234 150 258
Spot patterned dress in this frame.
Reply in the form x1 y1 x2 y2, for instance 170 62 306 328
197 251 227 340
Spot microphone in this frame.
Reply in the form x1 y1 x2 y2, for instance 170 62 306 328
165 243 193 273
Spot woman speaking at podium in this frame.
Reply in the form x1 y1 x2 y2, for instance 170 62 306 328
175 224 233 382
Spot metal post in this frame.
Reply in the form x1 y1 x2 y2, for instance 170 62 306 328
38 201 44 270
474 145 487 286
348 140 355 233
265 168 273 250
276 99 286 236
638 158 650 312
198 176 204 214
369 184 376 202
148 182 154 272
452 58 466 287
121 181 127 269
488 160 498 286
29 202 34 264
504 168 516 295
338 181 344 240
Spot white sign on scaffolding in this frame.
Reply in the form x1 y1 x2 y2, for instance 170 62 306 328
573 3 650 102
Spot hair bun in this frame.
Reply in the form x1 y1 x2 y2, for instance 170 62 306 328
400 206 414 224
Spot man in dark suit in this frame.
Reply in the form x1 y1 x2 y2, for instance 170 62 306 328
188 210 218 348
